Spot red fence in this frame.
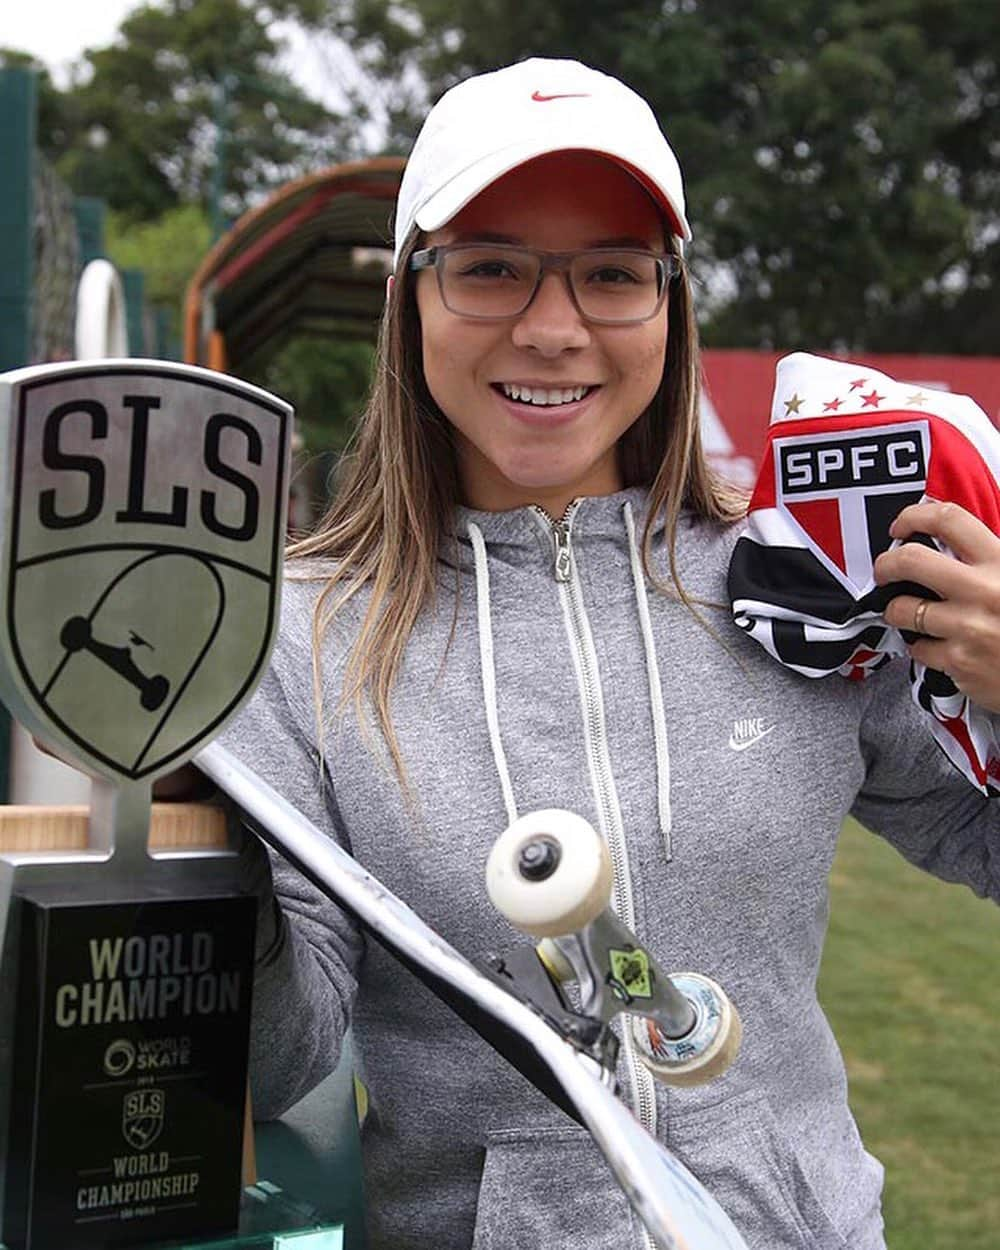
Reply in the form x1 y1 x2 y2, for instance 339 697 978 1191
702 349 1000 486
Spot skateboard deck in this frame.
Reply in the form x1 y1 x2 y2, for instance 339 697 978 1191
196 741 749 1250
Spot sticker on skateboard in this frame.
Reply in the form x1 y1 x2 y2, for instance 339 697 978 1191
607 946 653 1001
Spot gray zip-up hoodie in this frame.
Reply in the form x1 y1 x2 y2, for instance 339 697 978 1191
220 489 999 1250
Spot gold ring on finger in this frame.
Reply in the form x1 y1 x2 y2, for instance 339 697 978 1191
913 598 930 635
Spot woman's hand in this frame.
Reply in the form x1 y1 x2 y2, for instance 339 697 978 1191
875 500 1000 714
150 763 218 801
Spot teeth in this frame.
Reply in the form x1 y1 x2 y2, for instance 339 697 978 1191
501 384 590 405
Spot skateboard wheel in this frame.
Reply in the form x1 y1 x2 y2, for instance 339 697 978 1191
141 675 170 711
631 973 742 1087
60 615 91 652
486 809 612 938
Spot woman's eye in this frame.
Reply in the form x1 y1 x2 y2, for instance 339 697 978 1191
460 259 519 280
588 266 639 285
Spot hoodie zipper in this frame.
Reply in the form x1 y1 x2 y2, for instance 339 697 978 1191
531 503 658 1155
551 516 573 583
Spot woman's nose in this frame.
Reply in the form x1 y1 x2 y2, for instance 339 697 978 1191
510 272 591 355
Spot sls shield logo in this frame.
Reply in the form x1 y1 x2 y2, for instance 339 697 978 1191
774 420 930 596
0 362 291 780
122 1088 165 1150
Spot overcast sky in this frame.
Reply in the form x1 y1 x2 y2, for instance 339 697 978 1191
2 0 351 108
4 2 141 78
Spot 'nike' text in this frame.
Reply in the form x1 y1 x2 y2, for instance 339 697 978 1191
728 718 775 752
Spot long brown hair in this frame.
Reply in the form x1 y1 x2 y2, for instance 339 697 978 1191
290 228 746 781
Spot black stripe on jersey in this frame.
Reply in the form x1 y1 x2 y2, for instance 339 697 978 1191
865 490 925 566
770 618 890 670
728 536 937 626
913 660 960 707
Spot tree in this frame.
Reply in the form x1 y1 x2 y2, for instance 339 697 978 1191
245 336 374 457
41 0 350 224
104 203 213 342
326 0 1000 354
4 17 377 453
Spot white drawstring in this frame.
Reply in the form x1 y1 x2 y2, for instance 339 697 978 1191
468 508 672 859
623 503 674 860
467 522 519 828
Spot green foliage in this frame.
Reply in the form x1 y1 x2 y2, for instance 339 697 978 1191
820 819 1000 1248
245 337 375 455
329 0 1000 353
38 0 349 224
104 203 212 338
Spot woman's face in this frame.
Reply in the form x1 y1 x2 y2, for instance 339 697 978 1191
415 151 669 515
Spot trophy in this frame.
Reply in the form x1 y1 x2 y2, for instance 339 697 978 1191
0 360 291 1249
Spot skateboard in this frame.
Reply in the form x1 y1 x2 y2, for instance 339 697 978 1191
196 743 749 1250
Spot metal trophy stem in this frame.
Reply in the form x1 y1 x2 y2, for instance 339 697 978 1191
0 359 291 1250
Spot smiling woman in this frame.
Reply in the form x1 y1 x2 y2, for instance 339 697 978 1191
414 151 672 515
212 55 1000 1250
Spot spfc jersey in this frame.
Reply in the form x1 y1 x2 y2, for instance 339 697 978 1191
728 351 1000 796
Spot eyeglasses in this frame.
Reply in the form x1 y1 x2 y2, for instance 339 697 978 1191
410 243 682 325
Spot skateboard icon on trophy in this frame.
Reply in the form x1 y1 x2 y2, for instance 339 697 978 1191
39 552 225 776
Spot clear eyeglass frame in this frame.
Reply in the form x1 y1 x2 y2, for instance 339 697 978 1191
409 243 683 325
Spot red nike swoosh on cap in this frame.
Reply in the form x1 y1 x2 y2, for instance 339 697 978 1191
530 90 591 102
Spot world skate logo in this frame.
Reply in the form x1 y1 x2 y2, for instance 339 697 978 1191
0 362 291 780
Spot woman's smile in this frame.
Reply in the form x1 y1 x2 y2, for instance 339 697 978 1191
491 380 601 425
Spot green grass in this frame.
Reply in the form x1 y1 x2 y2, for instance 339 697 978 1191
818 819 1000 1250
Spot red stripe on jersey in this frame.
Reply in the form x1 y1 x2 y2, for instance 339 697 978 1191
749 444 778 513
935 708 988 789
924 415 1000 533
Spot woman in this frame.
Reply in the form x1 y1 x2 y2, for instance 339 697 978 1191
221 58 1000 1250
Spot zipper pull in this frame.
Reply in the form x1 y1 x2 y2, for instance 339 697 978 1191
553 522 572 583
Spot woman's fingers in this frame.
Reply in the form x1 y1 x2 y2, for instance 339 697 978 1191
875 500 1000 712
882 593 950 638
875 539 975 601
889 499 1000 564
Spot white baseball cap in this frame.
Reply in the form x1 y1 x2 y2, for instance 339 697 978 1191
393 57 691 266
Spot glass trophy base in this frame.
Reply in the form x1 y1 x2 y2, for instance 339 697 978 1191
0 1180 345 1250
154 1180 346 1249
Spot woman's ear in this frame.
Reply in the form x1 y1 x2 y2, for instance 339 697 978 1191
386 274 395 302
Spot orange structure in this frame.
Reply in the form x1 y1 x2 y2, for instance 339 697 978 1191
184 158 405 371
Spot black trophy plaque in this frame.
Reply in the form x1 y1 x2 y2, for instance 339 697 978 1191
6 890 255 1249
0 360 292 1250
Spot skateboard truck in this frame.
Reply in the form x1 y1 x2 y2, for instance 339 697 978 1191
59 614 170 710
477 944 620 1084
486 809 743 1086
